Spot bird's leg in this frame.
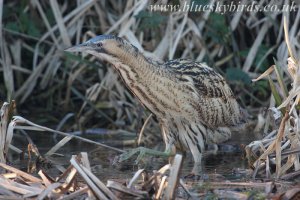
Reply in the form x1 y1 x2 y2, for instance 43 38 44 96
185 141 204 179
191 161 202 176
184 157 203 180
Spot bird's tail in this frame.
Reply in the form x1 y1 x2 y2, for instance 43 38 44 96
206 127 231 144
228 107 251 132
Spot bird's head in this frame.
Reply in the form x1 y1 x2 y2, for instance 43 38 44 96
65 35 139 64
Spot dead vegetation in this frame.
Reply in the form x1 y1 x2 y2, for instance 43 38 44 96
0 103 186 199
0 0 300 199
246 15 300 181
0 102 297 199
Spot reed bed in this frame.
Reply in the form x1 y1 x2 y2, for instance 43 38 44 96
246 15 300 180
0 0 300 199
1 0 298 135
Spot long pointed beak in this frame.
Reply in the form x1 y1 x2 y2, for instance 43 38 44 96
64 42 89 52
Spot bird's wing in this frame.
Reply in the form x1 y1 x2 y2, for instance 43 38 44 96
164 59 242 127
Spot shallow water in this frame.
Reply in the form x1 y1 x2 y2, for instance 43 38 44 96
10 130 255 181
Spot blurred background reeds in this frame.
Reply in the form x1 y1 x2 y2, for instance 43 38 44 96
0 0 299 167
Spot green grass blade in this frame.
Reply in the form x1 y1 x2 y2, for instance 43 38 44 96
268 76 282 108
273 58 288 98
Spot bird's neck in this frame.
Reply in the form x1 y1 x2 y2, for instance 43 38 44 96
110 49 173 116
112 49 163 84
121 49 159 71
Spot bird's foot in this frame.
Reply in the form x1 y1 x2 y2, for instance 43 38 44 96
118 147 148 164
114 147 172 165
184 173 201 181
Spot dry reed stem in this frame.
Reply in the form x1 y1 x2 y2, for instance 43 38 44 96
0 178 36 195
50 0 71 46
154 175 167 200
165 154 183 199
32 0 59 47
252 65 275 82
36 182 61 200
0 162 41 183
107 180 148 199
38 170 52 187
70 155 110 200
45 135 73 156
62 167 77 192
243 21 271 72
128 168 144 188
11 116 124 153
0 102 10 163
283 16 296 62
275 112 289 178
59 186 89 200
0 5 14 100
138 114 152 145
81 165 119 200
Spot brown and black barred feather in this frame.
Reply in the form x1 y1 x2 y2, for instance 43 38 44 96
164 59 243 128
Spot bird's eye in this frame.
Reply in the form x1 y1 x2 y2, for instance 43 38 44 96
96 43 102 47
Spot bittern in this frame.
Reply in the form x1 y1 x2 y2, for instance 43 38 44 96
66 35 245 175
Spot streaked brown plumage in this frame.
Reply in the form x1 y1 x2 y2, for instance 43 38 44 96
66 35 245 174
